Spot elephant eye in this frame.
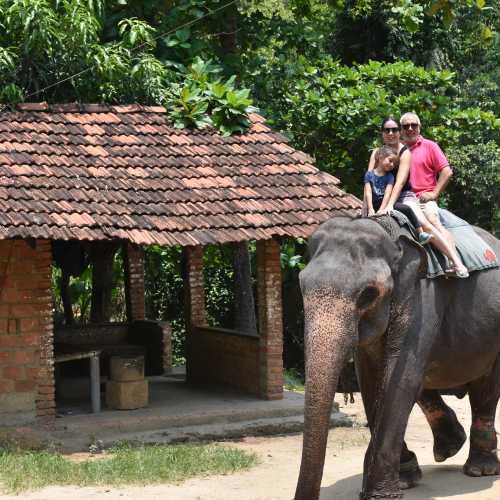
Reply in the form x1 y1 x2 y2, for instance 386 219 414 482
357 286 379 310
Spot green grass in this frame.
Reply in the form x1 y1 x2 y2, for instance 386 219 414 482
284 368 305 392
0 443 258 493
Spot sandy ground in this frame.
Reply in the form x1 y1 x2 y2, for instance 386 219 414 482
1 394 499 500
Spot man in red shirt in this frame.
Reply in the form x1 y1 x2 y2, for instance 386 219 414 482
400 112 457 252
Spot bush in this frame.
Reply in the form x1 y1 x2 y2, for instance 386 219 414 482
444 141 500 236
272 58 498 198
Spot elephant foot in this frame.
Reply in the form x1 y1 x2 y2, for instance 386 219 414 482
399 451 422 490
433 418 467 462
463 451 500 477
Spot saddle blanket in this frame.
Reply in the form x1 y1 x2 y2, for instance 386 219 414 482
391 208 499 279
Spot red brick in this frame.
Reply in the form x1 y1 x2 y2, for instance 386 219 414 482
263 392 283 401
36 408 56 417
26 367 40 379
1 288 20 302
0 379 14 393
10 262 35 275
36 391 55 401
14 350 35 364
20 318 40 333
33 366 50 380
0 335 23 348
0 350 13 364
36 400 55 410
0 318 8 333
10 304 39 317
8 318 19 334
38 385 54 395
3 365 25 380
15 379 36 392
24 335 40 346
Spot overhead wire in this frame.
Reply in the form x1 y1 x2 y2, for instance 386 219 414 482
0 0 238 110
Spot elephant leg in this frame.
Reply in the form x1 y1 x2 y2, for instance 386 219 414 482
355 345 383 429
356 346 422 492
464 355 500 477
360 314 440 500
417 389 467 462
399 441 422 490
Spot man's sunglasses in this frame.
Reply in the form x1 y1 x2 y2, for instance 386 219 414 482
383 127 400 133
402 123 420 130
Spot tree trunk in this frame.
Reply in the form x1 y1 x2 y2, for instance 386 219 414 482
90 241 119 323
52 240 88 325
60 270 74 325
219 7 238 55
232 241 257 334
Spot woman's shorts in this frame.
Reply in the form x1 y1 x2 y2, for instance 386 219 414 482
397 190 418 206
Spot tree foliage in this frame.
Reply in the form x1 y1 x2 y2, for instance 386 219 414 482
0 0 255 133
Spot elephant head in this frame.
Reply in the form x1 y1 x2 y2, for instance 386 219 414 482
294 216 426 500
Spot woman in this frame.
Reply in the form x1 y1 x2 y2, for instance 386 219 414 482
367 117 468 277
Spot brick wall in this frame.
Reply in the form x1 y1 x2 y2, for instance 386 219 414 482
185 240 284 400
124 242 145 322
190 327 260 394
256 238 284 400
0 239 54 425
185 245 260 391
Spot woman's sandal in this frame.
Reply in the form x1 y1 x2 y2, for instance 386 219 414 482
448 267 469 279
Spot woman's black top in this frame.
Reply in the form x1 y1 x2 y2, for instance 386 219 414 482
394 144 412 192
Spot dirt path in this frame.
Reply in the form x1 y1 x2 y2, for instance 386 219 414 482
1 394 499 499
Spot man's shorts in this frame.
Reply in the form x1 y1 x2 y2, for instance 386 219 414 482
419 200 439 217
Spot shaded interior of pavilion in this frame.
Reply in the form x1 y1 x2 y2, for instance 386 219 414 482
52 237 287 417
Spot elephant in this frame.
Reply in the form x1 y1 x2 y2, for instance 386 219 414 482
294 215 500 500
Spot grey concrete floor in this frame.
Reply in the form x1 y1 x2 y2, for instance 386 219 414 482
50 371 346 451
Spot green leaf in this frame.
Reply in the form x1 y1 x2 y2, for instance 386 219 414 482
481 25 493 43
175 27 191 43
165 38 179 47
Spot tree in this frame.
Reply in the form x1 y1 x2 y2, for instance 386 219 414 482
0 0 255 133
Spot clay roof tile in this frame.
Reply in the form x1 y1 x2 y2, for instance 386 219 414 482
0 104 361 245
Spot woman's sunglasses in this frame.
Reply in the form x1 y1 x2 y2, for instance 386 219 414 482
402 123 420 130
383 127 400 133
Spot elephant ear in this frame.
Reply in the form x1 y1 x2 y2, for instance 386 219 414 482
397 233 428 280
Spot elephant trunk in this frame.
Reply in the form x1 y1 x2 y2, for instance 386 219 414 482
294 291 356 500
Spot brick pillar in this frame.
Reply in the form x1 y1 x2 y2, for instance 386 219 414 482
256 238 284 400
35 240 55 424
183 246 206 381
0 239 54 426
124 242 145 322
184 246 207 328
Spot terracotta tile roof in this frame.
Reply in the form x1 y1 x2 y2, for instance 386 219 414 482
0 103 361 246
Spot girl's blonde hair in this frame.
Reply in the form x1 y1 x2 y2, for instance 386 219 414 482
375 146 399 169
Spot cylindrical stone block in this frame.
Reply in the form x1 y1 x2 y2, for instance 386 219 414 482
110 355 144 382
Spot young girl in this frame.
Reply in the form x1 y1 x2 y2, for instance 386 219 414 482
364 146 432 244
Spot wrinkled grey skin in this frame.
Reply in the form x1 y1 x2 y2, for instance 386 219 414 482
294 216 500 500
